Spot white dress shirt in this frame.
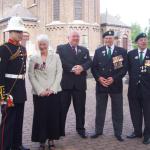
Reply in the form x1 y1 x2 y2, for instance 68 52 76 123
69 44 78 54
106 44 115 55
138 48 147 59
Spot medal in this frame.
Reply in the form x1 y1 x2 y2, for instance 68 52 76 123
112 55 123 69
145 60 150 67
0 94 14 107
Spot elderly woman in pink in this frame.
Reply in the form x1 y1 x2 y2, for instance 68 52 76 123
28 34 63 150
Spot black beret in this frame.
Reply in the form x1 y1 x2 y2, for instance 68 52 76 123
135 33 147 42
103 30 114 38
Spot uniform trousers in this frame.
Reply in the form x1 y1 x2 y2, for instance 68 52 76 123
128 84 150 138
0 103 25 150
95 93 123 136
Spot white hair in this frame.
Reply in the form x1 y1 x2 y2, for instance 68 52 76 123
37 34 49 44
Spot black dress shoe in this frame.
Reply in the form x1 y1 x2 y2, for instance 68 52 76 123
91 133 103 139
127 132 142 139
143 137 150 145
115 135 124 142
78 132 88 139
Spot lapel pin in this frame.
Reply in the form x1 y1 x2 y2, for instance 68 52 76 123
84 55 87 59
102 51 106 56
146 56 149 59
78 49 81 53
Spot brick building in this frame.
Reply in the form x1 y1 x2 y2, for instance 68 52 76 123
0 0 100 55
101 13 132 50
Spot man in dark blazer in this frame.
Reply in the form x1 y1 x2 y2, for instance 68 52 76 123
127 33 150 145
57 31 92 138
91 30 127 142
0 17 29 150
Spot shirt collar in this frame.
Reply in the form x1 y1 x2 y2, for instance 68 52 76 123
138 48 147 54
106 44 115 50
8 39 20 46
69 43 78 49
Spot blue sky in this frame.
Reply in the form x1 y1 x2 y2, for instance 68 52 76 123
100 0 150 29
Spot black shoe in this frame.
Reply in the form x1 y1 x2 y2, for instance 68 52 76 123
78 132 88 139
143 137 150 145
115 135 124 142
91 133 103 139
127 132 142 139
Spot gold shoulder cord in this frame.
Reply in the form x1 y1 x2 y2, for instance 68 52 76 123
4 44 20 60
3 45 25 95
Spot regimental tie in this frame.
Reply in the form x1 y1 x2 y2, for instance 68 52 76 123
72 46 76 55
139 51 144 64
107 47 112 59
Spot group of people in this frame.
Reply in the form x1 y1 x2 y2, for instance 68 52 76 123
0 16 150 150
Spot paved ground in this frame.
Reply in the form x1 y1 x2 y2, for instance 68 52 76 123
23 79 150 150
21 78 150 150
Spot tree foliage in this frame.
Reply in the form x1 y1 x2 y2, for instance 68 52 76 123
131 23 142 48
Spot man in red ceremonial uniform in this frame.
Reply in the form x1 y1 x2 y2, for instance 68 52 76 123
0 17 30 150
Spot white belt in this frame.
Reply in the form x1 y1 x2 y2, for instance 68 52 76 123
5 74 25 80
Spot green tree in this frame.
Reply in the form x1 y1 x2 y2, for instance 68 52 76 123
146 25 150 48
131 23 142 48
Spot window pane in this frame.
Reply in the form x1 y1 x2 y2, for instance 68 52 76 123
74 0 83 20
53 0 60 21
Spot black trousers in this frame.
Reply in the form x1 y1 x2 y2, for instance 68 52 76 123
128 85 150 138
95 93 123 136
0 103 25 150
61 89 86 134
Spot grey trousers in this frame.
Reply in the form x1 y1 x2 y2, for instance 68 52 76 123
95 93 123 136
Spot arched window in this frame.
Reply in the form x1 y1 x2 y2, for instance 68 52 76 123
74 0 83 20
123 34 128 50
53 0 60 21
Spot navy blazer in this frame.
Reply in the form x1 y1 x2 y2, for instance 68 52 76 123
57 43 92 91
91 46 127 94
128 49 150 98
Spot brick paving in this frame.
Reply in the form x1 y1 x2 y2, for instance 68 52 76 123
21 78 150 149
